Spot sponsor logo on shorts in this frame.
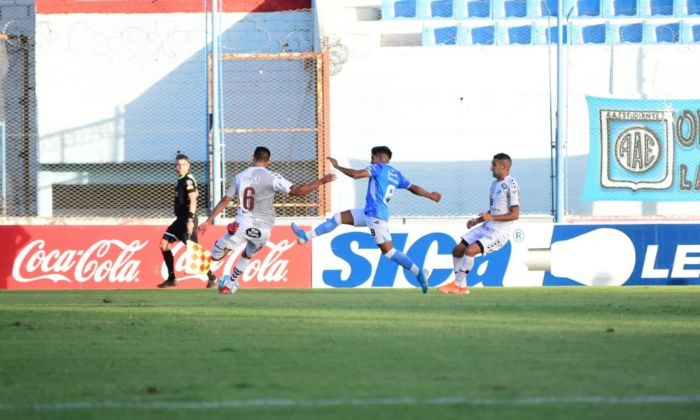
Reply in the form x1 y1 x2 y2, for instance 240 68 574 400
246 227 262 238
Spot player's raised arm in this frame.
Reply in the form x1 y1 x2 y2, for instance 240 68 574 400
289 173 337 197
328 157 369 179
407 184 441 202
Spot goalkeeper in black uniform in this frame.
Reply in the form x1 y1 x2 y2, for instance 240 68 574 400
158 154 217 288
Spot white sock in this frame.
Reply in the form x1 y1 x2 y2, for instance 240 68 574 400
453 274 466 287
231 256 251 281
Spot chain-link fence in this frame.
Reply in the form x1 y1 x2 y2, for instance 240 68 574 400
214 51 330 219
0 33 36 217
1 4 327 221
5 1 699 221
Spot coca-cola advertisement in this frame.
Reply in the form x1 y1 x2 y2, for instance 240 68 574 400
0 225 311 290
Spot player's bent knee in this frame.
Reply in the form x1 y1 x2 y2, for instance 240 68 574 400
211 240 228 261
452 243 468 258
383 248 396 258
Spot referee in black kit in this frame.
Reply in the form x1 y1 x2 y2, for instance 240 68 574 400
158 153 217 288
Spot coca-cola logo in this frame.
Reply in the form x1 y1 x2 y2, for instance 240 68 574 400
168 239 296 283
13 239 147 283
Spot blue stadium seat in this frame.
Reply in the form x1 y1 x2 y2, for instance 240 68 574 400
577 0 601 16
383 0 418 18
694 24 700 40
471 24 497 44
435 25 458 43
422 0 454 18
508 24 533 43
422 25 455 45
469 0 492 16
582 23 607 42
541 0 559 15
547 25 569 43
505 0 528 16
688 0 700 14
649 0 674 15
613 0 637 15
619 22 644 42
655 22 680 42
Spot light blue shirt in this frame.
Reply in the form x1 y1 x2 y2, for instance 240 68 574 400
363 163 410 221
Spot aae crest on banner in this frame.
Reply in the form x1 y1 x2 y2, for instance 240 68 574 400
584 97 700 201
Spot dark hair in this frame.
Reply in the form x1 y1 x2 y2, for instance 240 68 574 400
254 146 271 162
371 146 392 159
493 152 511 163
175 153 190 163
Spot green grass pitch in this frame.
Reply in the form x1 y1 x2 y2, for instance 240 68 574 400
1 287 699 419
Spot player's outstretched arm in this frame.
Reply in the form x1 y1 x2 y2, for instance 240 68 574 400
289 173 336 197
407 184 441 202
328 157 369 179
198 195 233 234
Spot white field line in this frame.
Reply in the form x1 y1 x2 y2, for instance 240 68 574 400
1 395 700 411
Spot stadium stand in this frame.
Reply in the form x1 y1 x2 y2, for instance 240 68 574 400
380 0 700 44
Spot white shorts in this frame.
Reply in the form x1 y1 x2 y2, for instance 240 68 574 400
461 225 511 255
211 223 270 260
351 208 392 245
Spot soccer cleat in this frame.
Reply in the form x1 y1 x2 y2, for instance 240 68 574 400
416 269 430 294
290 222 308 245
437 282 470 295
206 272 217 289
157 277 177 288
229 279 240 295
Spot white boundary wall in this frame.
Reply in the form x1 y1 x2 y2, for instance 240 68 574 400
34 4 700 217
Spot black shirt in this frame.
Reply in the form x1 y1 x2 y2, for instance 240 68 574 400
174 174 197 218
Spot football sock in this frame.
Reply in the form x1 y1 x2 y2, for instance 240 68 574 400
384 248 419 276
162 250 175 279
231 256 251 280
311 213 341 238
455 256 474 287
460 256 475 273
452 256 465 273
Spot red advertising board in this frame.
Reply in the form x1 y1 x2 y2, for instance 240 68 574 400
37 0 311 14
0 225 311 290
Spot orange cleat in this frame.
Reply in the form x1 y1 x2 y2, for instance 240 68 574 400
437 282 470 295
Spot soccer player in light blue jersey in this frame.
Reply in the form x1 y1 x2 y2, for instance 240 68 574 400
291 146 442 293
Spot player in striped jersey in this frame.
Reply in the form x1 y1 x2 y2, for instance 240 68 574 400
291 146 442 293
198 146 335 295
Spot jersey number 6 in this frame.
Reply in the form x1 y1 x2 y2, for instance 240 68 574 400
243 187 256 211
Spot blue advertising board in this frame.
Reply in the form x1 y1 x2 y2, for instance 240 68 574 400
311 223 700 288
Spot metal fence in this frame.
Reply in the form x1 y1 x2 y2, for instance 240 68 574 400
2 6 329 221
0 33 35 217
213 51 330 219
3 2 698 221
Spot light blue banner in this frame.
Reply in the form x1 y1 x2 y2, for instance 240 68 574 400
584 96 700 201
